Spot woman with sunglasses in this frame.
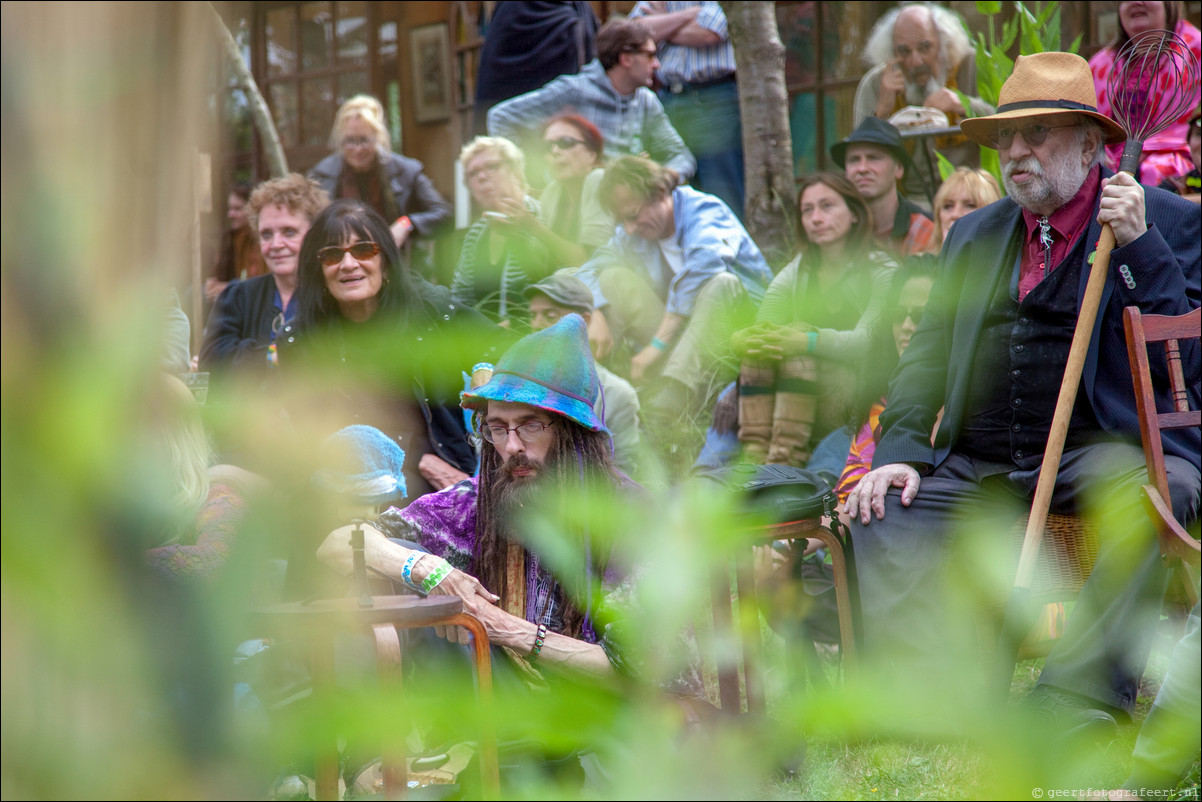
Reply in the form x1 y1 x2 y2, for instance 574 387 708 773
833 262 936 504
451 136 555 324
733 173 899 471
488 114 614 268
290 200 508 500
200 173 329 382
309 95 452 249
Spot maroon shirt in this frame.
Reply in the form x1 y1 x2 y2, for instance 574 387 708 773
1018 165 1101 301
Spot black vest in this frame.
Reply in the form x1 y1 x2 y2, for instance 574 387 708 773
958 229 1100 468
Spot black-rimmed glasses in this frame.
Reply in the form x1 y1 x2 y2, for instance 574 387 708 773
479 420 554 445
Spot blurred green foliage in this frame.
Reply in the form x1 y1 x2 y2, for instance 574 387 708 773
2 4 1196 801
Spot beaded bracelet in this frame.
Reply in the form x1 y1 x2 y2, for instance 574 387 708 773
650 337 668 351
420 559 454 595
401 552 425 592
530 623 549 661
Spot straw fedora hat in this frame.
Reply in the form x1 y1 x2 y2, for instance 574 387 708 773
960 52 1127 148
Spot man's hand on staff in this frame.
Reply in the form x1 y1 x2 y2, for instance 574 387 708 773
843 462 921 524
1099 171 1147 247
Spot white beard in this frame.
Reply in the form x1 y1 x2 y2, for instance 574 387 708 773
1003 154 1089 216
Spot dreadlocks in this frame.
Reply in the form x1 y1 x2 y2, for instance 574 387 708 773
473 416 621 638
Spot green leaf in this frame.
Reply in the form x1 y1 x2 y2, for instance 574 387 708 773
1018 4 1043 55
954 88 975 118
975 47 1001 107
1035 1 1060 26
1000 16 1019 52
980 146 1002 188
936 150 957 182
997 50 1015 79
1068 32 1083 55
976 0 1003 15
1047 10 1063 50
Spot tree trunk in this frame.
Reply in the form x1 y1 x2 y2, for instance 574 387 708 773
721 1 796 265
207 2 288 178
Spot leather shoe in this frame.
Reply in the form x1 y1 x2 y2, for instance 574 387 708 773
1022 685 1119 743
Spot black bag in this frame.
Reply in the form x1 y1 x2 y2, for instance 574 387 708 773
694 463 837 523
694 463 848 645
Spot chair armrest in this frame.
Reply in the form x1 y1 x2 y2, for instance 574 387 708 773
1141 484 1201 568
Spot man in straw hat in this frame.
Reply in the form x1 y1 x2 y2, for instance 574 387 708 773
316 315 702 693
844 52 1199 738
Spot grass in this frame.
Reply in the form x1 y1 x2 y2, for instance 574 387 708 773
737 626 1202 801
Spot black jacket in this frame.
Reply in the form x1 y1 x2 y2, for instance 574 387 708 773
282 278 515 498
199 274 295 375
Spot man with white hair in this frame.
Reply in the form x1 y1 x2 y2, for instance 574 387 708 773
854 3 995 200
853 2 993 127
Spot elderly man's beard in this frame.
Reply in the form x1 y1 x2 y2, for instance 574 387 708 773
1003 153 1089 216
903 58 949 106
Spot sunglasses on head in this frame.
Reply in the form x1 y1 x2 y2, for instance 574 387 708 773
544 136 586 152
989 122 1078 149
317 241 381 267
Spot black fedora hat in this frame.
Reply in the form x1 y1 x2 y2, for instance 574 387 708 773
830 116 913 171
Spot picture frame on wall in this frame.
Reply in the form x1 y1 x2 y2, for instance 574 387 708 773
409 22 452 124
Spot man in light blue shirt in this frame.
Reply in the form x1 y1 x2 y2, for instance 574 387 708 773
629 1 744 219
579 156 771 414
487 19 696 182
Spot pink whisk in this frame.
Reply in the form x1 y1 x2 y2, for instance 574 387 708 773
1106 28 1200 174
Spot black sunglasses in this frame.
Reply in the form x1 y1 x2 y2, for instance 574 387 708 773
317 241 381 267
892 305 925 326
544 136 586 152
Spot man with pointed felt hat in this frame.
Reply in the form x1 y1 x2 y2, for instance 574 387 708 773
845 51 1200 741
315 315 703 696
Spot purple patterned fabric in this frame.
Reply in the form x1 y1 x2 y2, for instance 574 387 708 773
375 476 703 696
374 476 610 640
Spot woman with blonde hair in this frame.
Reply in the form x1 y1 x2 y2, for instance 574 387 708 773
451 136 554 323
309 94 452 249
930 167 1002 246
143 374 264 581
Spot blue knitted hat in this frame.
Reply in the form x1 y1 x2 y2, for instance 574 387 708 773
461 314 607 433
312 425 407 504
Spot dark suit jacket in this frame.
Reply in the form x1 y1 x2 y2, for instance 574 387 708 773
876 168 1201 471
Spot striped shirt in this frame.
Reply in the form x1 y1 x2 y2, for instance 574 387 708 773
630 1 736 86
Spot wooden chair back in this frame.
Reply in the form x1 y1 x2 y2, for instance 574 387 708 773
1122 305 1201 606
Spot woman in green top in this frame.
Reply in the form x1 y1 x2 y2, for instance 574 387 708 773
733 172 898 468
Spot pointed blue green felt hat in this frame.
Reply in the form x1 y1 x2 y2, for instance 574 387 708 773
461 313 607 433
